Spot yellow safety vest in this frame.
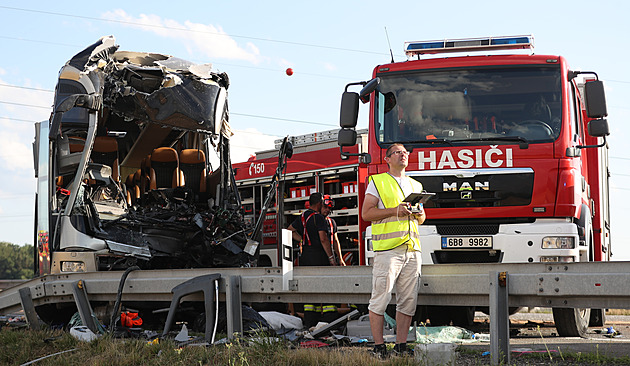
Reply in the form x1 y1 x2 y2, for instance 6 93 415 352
369 173 423 252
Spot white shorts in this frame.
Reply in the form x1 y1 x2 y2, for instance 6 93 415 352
368 245 421 317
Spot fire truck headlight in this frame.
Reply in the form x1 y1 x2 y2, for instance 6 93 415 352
61 261 86 273
541 237 575 249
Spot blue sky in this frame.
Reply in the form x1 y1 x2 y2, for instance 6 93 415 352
1 1 629 260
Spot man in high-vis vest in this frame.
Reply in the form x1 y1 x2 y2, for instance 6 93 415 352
362 143 426 358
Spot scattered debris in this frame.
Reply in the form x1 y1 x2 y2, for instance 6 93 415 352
174 324 190 342
604 326 622 338
69 326 98 342
259 311 303 331
19 348 79 366
416 343 458 365
415 326 476 344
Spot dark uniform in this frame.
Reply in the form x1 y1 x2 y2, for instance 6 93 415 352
290 208 336 326
291 209 329 266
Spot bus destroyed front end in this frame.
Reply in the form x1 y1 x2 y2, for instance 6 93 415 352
44 36 257 273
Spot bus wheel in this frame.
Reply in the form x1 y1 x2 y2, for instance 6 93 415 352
552 308 590 337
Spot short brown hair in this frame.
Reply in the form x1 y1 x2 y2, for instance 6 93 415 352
386 143 406 157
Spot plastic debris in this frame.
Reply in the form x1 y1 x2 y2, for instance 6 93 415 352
259 311 303 331
248 337 282 346
70 326 99 342
415 326 475 344
174 324 190 342
473 333 490 341
415 343 458 365
604 326 622 338
300 340 329 348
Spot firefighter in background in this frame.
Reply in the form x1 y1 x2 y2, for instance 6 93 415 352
288 192 341 327
320 194 346 267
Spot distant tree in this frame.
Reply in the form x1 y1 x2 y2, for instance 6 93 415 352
0 242 34 279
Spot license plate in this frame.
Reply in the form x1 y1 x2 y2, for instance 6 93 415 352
441 236 493 249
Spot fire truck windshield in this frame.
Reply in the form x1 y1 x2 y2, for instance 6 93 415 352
374 66 562 146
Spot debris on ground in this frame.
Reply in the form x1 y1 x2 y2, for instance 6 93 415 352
414 325 477 344
69 326 99 342
259 311 303 331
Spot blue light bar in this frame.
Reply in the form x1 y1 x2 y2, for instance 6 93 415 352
404 35 534 57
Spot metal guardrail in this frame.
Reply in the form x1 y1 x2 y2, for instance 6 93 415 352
3 262 630 316
3 260 630 365
0 280 27 291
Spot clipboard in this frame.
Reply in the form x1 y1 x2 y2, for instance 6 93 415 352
403 192 435 205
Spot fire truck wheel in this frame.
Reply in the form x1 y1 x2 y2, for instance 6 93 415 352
552 307 590 337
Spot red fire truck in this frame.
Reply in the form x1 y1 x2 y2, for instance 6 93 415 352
233 129 369 267
338 35 611 336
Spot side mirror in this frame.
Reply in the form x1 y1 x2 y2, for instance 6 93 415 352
338 128 371 163
338 128 357 147
584 80 608 119
360 77 380 98
588 118 609 137
340 92 359 128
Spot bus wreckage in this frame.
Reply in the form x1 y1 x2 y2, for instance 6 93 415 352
34 35 261 275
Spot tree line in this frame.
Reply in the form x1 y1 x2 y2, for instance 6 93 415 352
0 242 34 279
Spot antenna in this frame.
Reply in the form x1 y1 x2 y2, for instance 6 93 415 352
384 27 394 63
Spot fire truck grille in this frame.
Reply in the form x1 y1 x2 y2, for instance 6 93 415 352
436 224 499 236
432 250 503 264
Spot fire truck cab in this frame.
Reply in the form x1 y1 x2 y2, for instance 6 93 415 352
338 35 611 336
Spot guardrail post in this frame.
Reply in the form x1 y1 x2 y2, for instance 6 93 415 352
18 287 41 330
162 274 221 343
71 280 98 334
281 229 295 291
489 271 510 366
225 275 243 339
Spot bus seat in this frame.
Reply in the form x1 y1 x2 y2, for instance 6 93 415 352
149 147 181 189
125 170 142 205
179 149 207 194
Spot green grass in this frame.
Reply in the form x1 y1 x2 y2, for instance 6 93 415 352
0 327 421 366
3 326 630 366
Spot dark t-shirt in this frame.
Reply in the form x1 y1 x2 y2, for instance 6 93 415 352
291 209 329 266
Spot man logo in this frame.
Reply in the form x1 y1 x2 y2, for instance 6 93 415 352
461 191 472 200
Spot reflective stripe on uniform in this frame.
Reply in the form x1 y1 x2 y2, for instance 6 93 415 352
322 305 337 313
372 230 420 242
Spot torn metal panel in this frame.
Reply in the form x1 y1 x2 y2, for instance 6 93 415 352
105 241 151 259
104 49 229 134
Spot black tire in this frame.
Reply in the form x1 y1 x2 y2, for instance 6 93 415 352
552 308 590 337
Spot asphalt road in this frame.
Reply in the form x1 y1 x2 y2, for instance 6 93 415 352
459 311 630 359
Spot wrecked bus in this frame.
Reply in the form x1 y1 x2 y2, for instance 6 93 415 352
33 36 258 276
